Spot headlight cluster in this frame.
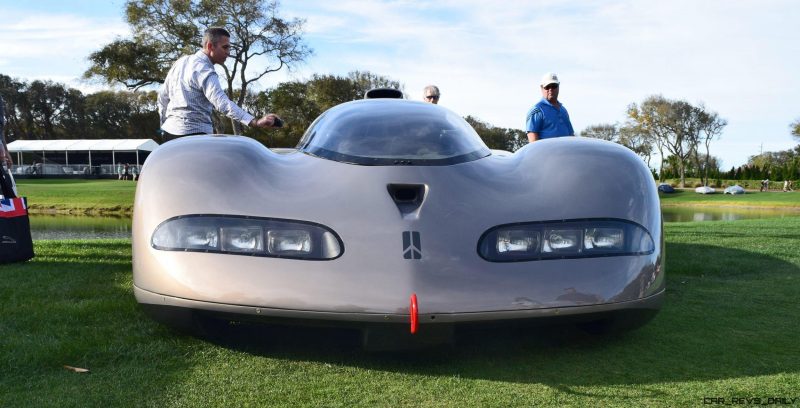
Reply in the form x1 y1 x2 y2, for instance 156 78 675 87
152 215 343 260
478 219 654 262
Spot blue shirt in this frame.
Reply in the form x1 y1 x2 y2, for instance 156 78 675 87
525 98 574 139
158 51 254 135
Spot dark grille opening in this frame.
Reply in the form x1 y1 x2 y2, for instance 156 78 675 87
387 184 427 217
388 184 424 204
393 188 417 202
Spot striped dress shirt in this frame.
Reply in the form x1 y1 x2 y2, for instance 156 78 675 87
158 51 254 135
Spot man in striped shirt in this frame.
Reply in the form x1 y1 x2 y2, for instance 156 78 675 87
158 27 282 141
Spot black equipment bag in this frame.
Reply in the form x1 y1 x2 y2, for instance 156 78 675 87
1 165 34 264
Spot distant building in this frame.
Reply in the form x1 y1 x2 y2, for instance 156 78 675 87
6 139 158 178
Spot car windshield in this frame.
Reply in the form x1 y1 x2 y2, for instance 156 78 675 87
298 100 491 165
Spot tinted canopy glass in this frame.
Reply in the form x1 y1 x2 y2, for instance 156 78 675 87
298 100 491 165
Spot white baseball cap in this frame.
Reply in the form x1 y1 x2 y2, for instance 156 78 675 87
540 72 560 87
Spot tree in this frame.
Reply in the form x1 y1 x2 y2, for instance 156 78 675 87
748 147 800 181
464 116 527 152
59 89 88 138
347 71 404 100
127 91 161 139
581 123 655 169
791 118 800 142
84 0 312 134
85 91 144 139
253 81 315 147
0 74 30 141
696 107 727 186
1 75 162 142
261 71 402 147
84 40 166 90
580 124 618 141
627 95 724 187
627 98 669 182
618 124 655 169
25 81 71 139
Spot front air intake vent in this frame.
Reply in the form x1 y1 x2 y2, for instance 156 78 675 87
387 184 427 217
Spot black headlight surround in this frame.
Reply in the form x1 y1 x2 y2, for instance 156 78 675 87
478 218 655 262
151 214 344 260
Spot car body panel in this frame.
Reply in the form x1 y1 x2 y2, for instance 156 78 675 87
724 185 745 194
658 183 675 193
133 100 663 336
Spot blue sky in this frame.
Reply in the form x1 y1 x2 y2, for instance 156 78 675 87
1 0 799 168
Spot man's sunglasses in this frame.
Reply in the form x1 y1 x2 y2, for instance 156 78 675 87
425 95 440 100
543 84 559 90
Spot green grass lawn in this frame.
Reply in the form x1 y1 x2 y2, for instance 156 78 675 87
14 179 136 215
2 218 799 407
12 179 799 216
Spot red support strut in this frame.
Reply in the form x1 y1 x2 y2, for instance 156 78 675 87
410 293 418 334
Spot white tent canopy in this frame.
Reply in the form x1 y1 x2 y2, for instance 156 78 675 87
7 139 159 168
8 139 158 152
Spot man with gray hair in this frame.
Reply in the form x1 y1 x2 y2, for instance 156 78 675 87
423 85 440 104
158 27 282 141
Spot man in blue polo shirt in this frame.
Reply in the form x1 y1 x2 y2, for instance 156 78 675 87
525 72 575 142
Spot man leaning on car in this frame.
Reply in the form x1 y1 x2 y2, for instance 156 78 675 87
157 27 283 141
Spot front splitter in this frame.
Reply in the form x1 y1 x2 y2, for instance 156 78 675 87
134 285 663 327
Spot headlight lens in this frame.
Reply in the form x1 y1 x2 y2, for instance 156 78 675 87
479 219 654 262
267 230 311 255
182 225 219 250
543 229 581 252
497 230 540 254
222 227 263 252
152 215 343 260
584 227 624 250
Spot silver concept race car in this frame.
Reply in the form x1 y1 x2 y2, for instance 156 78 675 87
133 97 664 347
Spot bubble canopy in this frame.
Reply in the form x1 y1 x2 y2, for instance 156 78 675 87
297 99 491 166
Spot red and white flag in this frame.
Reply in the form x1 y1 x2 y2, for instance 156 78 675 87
0 197 28 218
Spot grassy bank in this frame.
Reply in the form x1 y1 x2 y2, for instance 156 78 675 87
14 179 136 215
659 188 800 209
2 217 799 407
12 179 800 216
661 178 795 191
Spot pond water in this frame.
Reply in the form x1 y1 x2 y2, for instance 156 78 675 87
29 214 132 240
28 207 800 240
660 207 800 223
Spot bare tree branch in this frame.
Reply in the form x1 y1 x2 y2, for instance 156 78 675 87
84 0 311 133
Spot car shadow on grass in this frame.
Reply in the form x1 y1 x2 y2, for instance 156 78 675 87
7 238 796 406
10 236 800 405
190 241 800 388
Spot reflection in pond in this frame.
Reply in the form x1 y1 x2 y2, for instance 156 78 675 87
662 207 800 223
30 214 132 240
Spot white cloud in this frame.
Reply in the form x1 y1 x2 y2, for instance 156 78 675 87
280 0 800 167
0 11 129 82
4 1 798 167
